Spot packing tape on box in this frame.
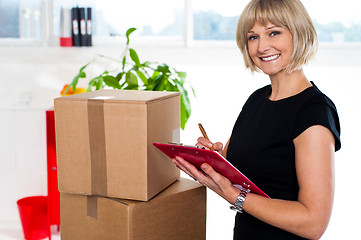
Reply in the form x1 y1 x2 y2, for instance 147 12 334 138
87 195 98 219
87 195 129 219
172 128 180 143
88 98 108 196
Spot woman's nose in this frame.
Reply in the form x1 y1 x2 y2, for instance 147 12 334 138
257 38 270 53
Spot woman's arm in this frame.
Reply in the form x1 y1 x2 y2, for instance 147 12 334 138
243 125 335 239
173 125 335 240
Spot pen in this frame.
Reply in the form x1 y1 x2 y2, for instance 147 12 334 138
198 123 215 151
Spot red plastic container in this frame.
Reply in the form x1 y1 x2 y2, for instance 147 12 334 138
17 196 51 240
46 109 60 226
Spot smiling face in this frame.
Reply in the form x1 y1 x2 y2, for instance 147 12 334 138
247 21 294 77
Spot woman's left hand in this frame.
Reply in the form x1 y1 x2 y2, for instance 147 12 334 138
172 156 240 204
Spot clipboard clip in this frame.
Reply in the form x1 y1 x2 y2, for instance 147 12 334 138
167 142 183 146
167 142 201 149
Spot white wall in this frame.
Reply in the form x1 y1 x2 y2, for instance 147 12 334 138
0 43 360 239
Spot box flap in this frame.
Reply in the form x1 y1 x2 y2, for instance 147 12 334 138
55 89 180 104
107 178 203 205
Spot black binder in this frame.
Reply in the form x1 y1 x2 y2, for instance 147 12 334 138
71 7 80 46
86 8 92 46
79 7 86 46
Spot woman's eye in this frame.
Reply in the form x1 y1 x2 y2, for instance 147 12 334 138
248 35 258 41
270 31 281 37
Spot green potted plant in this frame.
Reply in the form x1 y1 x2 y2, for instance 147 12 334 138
63 28 194 130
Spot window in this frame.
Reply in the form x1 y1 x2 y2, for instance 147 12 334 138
192 0 361 42
302 0 361 42
0 0 42 40
192 0 247 41
94 0 183 39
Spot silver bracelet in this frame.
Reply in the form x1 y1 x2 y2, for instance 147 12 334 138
230 186 250 213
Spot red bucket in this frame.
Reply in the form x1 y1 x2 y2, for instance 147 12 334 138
17 196 51 240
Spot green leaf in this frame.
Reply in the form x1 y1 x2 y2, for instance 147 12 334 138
87 78 97 92
119 81 127 89
124 84 139 90
136 70 148 85
177 71 187 79
176 82 192 118
126 27 136 45
130 66 139 72
152 74 164 91
70 75 79 94
122 56 126 71
147 72 158 87
79 71 86 78
150 71 160 80
79 62 90 72
96 77 104 90
115 72 124 80
129 48 141 67
87 75 102 92
157 64 170 74
180 97 189 130
165 81 177 91
62 84 72 96
190 86 196 98
125 71 138 87
103 75 122 89
141 61 152 67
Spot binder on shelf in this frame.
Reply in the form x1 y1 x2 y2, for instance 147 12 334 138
79 7 87 46
60 7 72 47
71 7 80 47
86 8 92 46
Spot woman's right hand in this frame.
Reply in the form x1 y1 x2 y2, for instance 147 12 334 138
195 137 224 155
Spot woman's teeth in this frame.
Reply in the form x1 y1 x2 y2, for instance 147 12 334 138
261 54 280 61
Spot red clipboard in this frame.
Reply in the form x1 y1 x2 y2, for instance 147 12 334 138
153 143 270 198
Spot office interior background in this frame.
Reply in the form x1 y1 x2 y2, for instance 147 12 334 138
0 0 360 239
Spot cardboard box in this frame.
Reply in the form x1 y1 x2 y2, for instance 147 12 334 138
60 178 207 240
54 90 181 201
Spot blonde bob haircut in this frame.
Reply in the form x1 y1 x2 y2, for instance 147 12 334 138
236 0 318 73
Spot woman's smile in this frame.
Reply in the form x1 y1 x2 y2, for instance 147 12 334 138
260 54 280 62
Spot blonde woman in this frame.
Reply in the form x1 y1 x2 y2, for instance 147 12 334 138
172 0 341 239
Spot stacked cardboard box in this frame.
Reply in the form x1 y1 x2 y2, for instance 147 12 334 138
60 178 206 240
54 89 206 240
